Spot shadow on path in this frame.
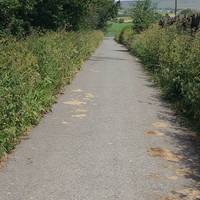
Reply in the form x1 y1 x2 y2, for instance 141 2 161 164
89 56 127 62
154 92 200 190
114 49 129 53
136 67 200 191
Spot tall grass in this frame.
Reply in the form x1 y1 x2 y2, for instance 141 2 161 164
0 31 103 157
118 25 200 126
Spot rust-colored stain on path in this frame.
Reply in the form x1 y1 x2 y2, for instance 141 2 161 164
146 173 161 180
176 168 192 177
148 148 183 162
152 121 169 129
163 188 200 200
145 130 164 136
167 176 178 181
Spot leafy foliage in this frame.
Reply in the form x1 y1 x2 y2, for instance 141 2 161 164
88 0 119 29
0 0 118 36
0 31 103 157
131 0 161 33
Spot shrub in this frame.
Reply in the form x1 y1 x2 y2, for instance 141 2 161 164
0 30 103 157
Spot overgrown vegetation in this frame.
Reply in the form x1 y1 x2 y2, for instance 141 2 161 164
117 0 200 126
0 0 119 159
0 0 119 37
118 24 200 126
0 31 103 157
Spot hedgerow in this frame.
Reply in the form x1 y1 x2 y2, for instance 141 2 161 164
118 25 200 125
0 31 103 157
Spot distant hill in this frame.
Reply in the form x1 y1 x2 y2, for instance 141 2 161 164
153 0 200 9
120 0 200 10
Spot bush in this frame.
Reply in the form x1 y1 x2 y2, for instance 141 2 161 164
118 25 200 124
0 30 103 157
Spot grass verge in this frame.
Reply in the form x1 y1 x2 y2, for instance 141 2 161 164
105 22 132 37
117 25 200 127
0 31 103 158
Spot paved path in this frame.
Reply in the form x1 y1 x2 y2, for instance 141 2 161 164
0 38 199 200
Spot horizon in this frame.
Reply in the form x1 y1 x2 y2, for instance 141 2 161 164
120 0 200 10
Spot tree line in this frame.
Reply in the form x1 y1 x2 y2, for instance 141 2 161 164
0 0 119 37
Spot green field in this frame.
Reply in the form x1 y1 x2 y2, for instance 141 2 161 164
106 22 132 37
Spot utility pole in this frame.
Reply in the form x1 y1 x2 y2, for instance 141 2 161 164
175 0 177 17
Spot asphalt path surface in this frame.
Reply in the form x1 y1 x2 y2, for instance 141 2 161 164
0 38 199 200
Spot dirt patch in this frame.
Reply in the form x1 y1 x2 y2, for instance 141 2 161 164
164 188 200 200
152 121 169 129
0 154 8 169
167 176 178 181
145 130 164 136
176 168 192 177
175 188 200 200
146 173 161 180
148 148 183 162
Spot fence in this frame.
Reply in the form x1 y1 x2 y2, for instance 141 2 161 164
159 13 200 34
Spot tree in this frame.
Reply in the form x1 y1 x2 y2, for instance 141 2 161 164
0 0 119 36
85 0 119 29
131 0 161 33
